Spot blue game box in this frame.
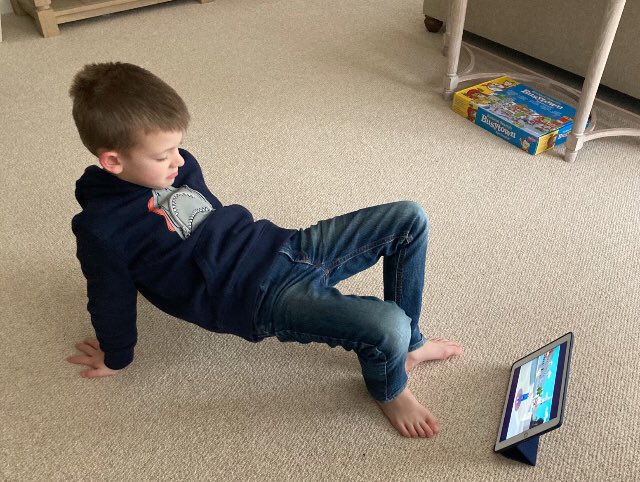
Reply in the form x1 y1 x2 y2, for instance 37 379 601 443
452 76 580 155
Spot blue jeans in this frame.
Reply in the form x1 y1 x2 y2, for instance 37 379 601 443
255 201 429 402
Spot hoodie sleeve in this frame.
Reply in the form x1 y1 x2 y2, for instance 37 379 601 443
75 228 138 370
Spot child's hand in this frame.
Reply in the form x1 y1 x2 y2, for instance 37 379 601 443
67 338 121 378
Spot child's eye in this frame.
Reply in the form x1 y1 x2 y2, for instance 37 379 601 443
156 157 168 161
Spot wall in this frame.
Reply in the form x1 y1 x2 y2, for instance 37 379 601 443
1 0 13 14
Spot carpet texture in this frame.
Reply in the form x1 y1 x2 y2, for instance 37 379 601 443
1 0 639 480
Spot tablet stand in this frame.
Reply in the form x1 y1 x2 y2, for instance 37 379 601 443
499 435 539 466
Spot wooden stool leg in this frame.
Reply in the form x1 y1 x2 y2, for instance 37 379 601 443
35 5 60 37
564 0 626 162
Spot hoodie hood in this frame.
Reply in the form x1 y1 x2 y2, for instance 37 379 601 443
75 166 148 209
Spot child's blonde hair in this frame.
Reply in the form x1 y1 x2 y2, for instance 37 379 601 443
69 62 190 155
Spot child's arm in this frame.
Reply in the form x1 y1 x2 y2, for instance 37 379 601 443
67 338 120 378
73 228 138 373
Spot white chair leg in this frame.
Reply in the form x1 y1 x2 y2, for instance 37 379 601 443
564 0 626 162
443 0 468 100
442 1 452 56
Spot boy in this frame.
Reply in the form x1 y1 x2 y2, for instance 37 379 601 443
67 62 462 439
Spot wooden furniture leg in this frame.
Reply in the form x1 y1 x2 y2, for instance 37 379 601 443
424 15 443 33
443 0 468 100
13 0 212 38
10 0 27 15
34 0 60 37
564 0 626 162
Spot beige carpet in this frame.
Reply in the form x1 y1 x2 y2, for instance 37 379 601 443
2 0 640 480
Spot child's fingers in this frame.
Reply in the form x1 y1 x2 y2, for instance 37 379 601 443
75 341 97 355
67 355 93 366
83 338 100 350
81 368 110 379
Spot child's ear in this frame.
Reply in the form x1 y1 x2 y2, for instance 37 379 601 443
97 150 124 175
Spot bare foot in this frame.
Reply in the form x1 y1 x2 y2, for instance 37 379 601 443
405 337 463 373
377 387 440 438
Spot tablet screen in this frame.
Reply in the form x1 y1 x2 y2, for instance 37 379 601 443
495 333 572 451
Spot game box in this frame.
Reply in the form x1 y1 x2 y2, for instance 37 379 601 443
452 76 580 155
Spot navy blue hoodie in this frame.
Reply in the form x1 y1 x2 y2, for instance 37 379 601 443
72 149 295 370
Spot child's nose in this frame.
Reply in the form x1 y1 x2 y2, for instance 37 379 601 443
172 152 185 168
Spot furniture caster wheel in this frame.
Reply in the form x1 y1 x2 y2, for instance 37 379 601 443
424 15 443 33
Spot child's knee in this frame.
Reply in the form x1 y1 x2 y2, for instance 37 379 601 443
394 201 429 236
408 201 429 233
368 303 412 358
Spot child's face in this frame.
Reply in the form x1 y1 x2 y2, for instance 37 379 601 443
114 130 185 189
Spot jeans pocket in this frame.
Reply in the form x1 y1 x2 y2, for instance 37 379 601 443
278 248 313 265
278 232 314 265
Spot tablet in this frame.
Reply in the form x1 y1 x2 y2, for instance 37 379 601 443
494 332 573 453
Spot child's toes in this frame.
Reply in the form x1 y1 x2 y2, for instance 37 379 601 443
420 420 434 438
